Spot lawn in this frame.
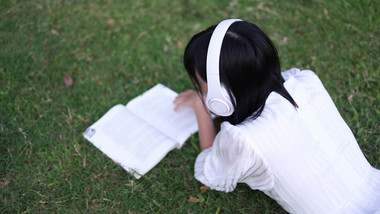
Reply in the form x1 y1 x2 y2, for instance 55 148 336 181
1 0 379 213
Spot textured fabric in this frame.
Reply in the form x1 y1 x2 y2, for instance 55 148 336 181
194 68 380 213
194 123 274 192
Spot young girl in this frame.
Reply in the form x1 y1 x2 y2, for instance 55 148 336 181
174 19 380 213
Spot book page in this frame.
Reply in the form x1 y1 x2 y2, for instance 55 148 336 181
126 84 198 147
84 104 178 179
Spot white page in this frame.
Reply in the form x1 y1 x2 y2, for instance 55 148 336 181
84 104 178 178
126 84 198 147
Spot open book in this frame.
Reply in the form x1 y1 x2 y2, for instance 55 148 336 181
83 84 198 179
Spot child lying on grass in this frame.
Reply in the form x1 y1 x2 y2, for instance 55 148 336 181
174 19 380 213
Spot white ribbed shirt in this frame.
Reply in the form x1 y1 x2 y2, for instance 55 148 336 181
194 68 380 213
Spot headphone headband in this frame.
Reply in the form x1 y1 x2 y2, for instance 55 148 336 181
206 19 242 116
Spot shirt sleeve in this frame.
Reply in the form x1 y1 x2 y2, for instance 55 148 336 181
194 122 274 192
282 67 319 81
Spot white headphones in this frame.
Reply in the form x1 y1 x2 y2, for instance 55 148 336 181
206 19 242 116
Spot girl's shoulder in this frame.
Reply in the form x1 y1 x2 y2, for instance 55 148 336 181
212 122 252 158
217 122 248 146
216 121 267 155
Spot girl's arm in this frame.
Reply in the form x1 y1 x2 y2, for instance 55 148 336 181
174 90 216 151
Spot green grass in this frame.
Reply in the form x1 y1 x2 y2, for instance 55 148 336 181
1 0 379 213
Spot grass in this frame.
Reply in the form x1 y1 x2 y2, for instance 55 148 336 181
1 0 379 213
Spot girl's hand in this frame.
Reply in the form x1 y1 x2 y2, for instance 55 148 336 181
174 89 216 151
173 90 204 111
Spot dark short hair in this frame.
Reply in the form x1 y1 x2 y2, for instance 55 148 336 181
184 21 296 125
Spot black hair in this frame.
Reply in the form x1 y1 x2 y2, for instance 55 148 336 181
184 21 297 125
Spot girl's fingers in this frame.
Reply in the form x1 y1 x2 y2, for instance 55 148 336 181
174 102 183 111
173 93 186 110
173 90 196 111
173 92 186 104
174 90 193 103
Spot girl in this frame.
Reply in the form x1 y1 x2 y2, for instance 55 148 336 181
174 19 380 213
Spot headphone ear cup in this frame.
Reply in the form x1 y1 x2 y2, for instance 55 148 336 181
206 85 235 116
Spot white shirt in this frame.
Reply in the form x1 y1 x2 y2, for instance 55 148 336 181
194 68 380 213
